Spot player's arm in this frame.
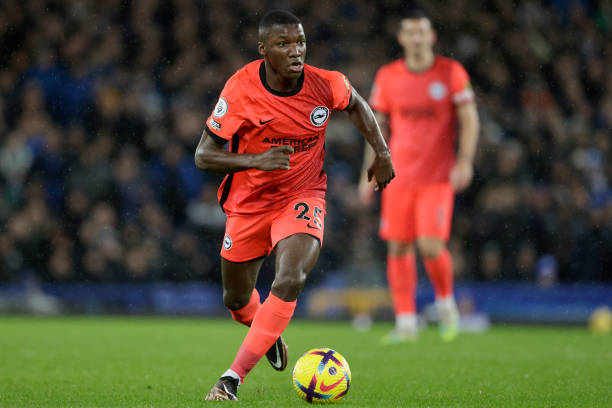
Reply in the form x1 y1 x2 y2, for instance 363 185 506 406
450 101 480 192
194 129 293 173
358 111 389 204
345 88 395 192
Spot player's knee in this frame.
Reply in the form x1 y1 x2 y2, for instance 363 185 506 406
271 269 307 300
388 241 415 257
417 238 445 259
223 290 251 311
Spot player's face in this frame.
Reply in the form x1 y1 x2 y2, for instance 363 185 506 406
397 18 435 55
259 24 307 79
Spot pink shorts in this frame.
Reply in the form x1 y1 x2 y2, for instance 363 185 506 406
221 197 325 262
380 183 454 242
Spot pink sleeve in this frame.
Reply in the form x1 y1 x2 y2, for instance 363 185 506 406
368 68 389 114
450 62 475 105
327 71 352 111
205 77 245 141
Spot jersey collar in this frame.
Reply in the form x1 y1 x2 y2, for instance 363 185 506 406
259 60 304 97
403 55 438 75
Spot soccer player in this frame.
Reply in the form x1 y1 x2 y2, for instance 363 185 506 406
358 9 480 343
195 10 395 401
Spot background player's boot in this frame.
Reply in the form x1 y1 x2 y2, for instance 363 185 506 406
380 327 418 345
438 299 460 342
205 376 239 401
265 335 288 371
381 313 419 345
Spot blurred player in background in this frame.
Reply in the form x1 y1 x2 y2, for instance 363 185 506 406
359 9 479 343
195 10 394 401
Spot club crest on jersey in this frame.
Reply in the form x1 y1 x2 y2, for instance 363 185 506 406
223 234 232 250
310 106 329 127
213 97 228 118
429 81 447 101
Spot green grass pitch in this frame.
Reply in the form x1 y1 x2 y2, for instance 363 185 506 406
1 317 610 407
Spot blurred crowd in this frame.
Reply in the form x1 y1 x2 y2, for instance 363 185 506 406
0 0 610 285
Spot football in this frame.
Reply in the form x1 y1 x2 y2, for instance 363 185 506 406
292 348 351 403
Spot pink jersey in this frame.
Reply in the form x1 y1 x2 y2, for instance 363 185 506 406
205 60 351 215
369 56 474 186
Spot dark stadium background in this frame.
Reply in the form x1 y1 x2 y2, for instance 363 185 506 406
0 0 610 322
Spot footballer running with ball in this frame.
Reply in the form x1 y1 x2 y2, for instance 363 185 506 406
195 9 395 401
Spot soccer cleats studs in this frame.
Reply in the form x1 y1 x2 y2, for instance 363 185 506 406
205 376 239 401
265 335 288 371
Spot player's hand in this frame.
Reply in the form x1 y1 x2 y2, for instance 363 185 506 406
450 158 473 192
253 146 293 171
368 152 395 191
358 176 375 205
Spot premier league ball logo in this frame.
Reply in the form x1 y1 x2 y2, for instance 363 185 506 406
214 98 228 118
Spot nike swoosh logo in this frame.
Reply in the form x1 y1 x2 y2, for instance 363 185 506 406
271 344 282 369
319 378 344 392
259 118 275 125
306 224 320 229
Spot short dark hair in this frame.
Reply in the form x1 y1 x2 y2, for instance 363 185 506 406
258 10 302 41
398 8 432 31
400 8 430 21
